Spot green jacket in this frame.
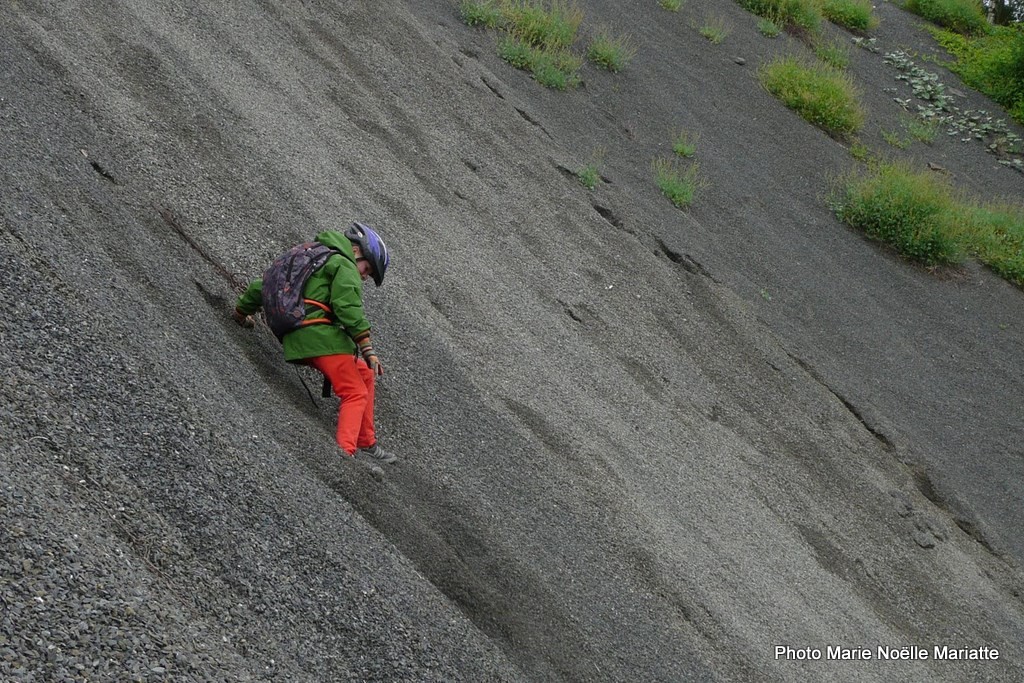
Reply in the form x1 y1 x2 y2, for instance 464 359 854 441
235 230 371 362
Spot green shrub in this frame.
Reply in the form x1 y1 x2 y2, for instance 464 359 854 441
653 158 702 208
964 205 1024 285
835 163 1024 283
587 28 636 72
821 0 879 32
759 56 865 138
904 0 988 35
831 161 964 265
932 25 1024 125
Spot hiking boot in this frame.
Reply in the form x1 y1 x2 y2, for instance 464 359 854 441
358 443 397 465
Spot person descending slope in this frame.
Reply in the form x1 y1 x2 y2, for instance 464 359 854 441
232 223 396 465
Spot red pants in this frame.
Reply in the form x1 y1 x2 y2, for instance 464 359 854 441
306 354 376 455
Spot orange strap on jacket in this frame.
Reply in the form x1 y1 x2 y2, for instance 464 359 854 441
299 298 333 327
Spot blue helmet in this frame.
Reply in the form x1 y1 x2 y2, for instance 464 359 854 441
345 222 390 286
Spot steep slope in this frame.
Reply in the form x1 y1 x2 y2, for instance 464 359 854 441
2 1 1022 682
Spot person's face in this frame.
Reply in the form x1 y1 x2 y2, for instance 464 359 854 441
352 245 373 281
356 259 373 281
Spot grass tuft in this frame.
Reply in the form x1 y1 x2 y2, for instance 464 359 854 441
503 0 583 49
903 115 939 144
484 1 585 90
849 140 871 161
673 130 698 157
759 55 865 139
757 16 783 37
460 1 586 90
459 0 504 28
659 0 684 11
653 158 702 208
814 38 850 69
498 36 582 89
699 16 731 44
736 0 821 35
577 164 600 189
587 27 637 72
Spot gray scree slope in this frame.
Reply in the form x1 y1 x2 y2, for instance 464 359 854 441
2 1 1022 682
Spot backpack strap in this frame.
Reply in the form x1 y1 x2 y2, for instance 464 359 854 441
299 298 334 328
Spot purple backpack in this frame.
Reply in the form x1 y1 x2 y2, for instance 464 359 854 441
261 241 338 340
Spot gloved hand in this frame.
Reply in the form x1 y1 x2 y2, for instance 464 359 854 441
358 338 385 377
232 308 254 328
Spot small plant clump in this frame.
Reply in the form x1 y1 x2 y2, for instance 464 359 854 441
849 140 871 161
673 130 698 157
498 37 583 89
736 0 822 36
903 114 939 144
577 164 600 189
653 158 702 208
884 50 954 109
820 0 879 32
882 128 912 149
659 0 684 11
587 27 636 72
459 0 504 28
460 0 589 89
759 55 865 139
814 39 851 69
757 16 783 37
879 114 938 150
503 0 582 49
577 149 604 190
699 17 731 44
459 1 646 87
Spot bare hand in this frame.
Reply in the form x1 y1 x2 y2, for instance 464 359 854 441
232 309 254 328
366 354 384 377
